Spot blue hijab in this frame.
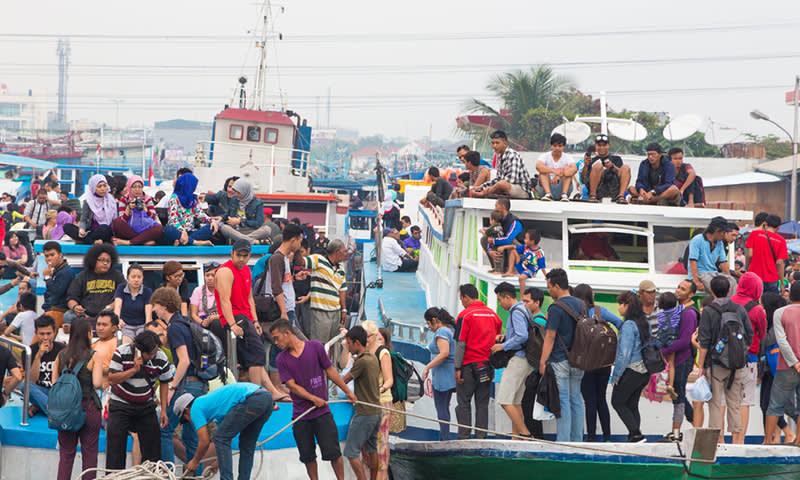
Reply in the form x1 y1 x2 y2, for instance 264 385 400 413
174 173 198 209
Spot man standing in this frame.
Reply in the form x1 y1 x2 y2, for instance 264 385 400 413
628 143 681 205
491 282 534 438
536 133 577 201
272 319 356 480
746 212 788 294
303 240 349 345
697 276 753 444
539 268 585 442
23 188 53 229
586 134 631 203
454 284 502 439
174 383 274 480
688 217 736 294
638 279 660 328
473 130 535 199
264 223 304 326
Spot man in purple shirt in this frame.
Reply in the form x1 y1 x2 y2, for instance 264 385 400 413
271 319 356 480
658 279 699 442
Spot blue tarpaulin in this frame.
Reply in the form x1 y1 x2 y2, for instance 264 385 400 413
0 153 59 170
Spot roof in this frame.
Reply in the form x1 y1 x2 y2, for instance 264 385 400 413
214 108 295 127
702 171 782 188
255 192 339 202
0 153 59 170
755 154 800 177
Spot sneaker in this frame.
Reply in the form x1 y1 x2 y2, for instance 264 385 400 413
560 194 570 202
570 191 583 201
540 193 554 201
628 434 647 443
656 432 683 443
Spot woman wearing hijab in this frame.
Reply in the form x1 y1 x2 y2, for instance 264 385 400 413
111 175 164 246
219 178 270 244
49 211 73 241
162 173 218 246
63 174 116 244
380 191 400 230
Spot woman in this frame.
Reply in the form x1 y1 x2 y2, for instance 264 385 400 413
574 283 622 442
610 291 651 443
162 260 189 316
53 317 103 480
380 191 400 230
162 173 218 246
113 263 153 343
49 210 73 241
111 175 163 246
363 320 393 480
2 231 27 265
422 307 456 441
206 176 239 217
64 174 116 244
760 292 795 444
219 177 270 244
190 262 226 352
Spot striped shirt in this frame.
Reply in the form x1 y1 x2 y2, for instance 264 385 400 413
304 254 346 311
109 343 174 404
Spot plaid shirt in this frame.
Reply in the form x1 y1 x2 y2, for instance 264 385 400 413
481 146 534 195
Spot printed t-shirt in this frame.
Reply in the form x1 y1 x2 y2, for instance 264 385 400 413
276 340 332 420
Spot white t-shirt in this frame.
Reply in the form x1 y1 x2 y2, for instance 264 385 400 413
47 191 59 203
381 239 407 272
11 310 37 345
538 151 576 181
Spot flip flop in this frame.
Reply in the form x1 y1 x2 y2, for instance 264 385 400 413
275 394 292 403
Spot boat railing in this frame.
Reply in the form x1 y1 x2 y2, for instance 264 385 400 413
0 336 31 426
379 298 429 345
196 140 311 177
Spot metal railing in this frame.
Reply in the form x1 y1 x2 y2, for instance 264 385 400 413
0 337 32 426
379 298 429 345
226 331 238 379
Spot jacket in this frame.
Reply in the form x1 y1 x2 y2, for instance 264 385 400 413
207 190 232 217
494 212 524 247
501 302 530 359
612 319 644 384
730 272 767 356
536 363 561 418
43 260 76 311
634 157 676 195
225 196 265 230
697 298 754 368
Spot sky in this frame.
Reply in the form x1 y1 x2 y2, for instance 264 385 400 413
2 0 799 143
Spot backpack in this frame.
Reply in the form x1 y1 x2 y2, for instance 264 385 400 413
48 359 88 432
173 316 227 382
377 346 423 403
554 300 618 370
709 302 749 381
637 321 666 375
525 312 547 369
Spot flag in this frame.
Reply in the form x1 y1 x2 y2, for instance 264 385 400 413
96 143 101 163
148 162 154 186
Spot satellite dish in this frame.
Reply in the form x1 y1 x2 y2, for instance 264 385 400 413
607 120 648 142
663 114 703 141
704 121 742 146
551 121 591 144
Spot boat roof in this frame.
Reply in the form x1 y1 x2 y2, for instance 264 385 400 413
0 153 59 170
214 108 295 126
256 192 340 203
33 242 272 256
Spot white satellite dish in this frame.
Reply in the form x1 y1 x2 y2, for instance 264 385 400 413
663 114 703 141
704 121 742 146
551 121 591 144
608 120 648 142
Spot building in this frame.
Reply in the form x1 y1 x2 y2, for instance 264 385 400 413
0 86 47 131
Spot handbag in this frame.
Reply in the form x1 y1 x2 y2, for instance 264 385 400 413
129 208 158 234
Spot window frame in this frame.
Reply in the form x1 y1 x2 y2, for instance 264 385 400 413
263 128 279 144
229 124 244 140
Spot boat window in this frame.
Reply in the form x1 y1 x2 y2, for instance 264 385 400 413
567 220 649 266
519 220 563 269
246 126 261 142
264 128 278 144
653 225 698 275
229 124 243 140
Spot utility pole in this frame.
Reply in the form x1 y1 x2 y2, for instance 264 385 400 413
56 39 70 126
792 75 799 222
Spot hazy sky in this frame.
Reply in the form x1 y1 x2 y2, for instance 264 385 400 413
2 0 798 142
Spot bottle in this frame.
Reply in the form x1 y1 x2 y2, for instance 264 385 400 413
715 339 725 353
201 354 209 370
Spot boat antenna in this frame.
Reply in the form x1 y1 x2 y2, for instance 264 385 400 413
253 0 271 111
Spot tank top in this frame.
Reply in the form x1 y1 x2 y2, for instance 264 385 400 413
215 259 253 327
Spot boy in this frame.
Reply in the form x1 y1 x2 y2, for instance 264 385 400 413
94 310 121 390
403 226 422 259
501 229 547 292
398 216 412 242
3 292 37 345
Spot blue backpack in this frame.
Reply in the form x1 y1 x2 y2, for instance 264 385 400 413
48 359 87 432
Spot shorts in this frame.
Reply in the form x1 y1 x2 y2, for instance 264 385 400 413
741 361 758 407
236 314 267 368
377 402 392 471
120 323 145 340
496 355 534 405
343 413 380 458
514 264 534 278
292 412 342 464
507 183 531 200
767 369 800 417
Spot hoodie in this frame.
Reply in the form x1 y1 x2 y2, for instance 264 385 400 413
730 271 767 356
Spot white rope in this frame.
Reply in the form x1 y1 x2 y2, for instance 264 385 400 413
79 460 208 480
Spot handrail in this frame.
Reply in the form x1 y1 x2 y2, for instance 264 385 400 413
0 336 32 426
379 298 428 345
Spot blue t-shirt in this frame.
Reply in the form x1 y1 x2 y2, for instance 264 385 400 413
113 283 153 326
545 296 584 363
190 382 262 429
588 306 622 329
687 233 727 279
427 327 455 392
514 245 546 277
167 314 197 377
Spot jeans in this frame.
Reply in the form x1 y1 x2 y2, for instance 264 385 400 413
433 389 453 441
455 362 492 439
552 360 584 442
215 389 273 480
63 223 113 244
611 368 650 436
161 380 207 466
28 382 50 415
106 400 161 469
162 224 214 245
395 257 418 272
581 366 611 441
672 355 695 424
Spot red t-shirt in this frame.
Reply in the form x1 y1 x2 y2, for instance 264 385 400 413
745 229 788 283
457 301 502 365
214 259 253 327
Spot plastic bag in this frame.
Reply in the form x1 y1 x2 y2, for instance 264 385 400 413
688 376 712 402
533 400 555 421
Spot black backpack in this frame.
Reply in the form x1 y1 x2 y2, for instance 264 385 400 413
173 315 227 382
709 302 749 380
525 312 547 369
555 300 618 371
637 320 666 375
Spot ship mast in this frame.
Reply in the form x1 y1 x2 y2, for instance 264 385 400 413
253 1 271 111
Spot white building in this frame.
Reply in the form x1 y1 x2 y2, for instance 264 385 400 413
0 85 47 131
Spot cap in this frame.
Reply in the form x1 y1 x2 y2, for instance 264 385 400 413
595 134 609 144
638 279 657 293
383 227 397 237
233 239 252 253
645 142 662 153
173 393 195 418
263 207 273 216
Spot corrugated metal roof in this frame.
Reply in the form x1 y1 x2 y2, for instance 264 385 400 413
703 171 782 187
214 108 295 126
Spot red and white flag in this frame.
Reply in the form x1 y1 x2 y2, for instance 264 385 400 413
148 162 154 186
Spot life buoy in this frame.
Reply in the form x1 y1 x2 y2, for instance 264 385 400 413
104 149 114 158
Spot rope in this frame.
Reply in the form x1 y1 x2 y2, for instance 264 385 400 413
77 460 207 480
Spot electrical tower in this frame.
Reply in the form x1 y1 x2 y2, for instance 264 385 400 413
56 38 71 125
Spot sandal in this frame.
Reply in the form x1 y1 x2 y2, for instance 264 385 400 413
275 394 292 403
587 195 599 203
614 194 628 204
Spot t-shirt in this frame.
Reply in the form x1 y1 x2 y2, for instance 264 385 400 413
349 351 381 416
538 151 576 182
431 177 453 203
545 296 584 363
376 347 393 404
10 310 37 345
292 262 311 298
457 301 502 365
268 251 296 312
687 233 727 279
381 238 408 272
591 154 623 169
190 382 262 429
276 340 332 420
304 254 347 311
428 327 455 392
403 237 421 251
514 245 546 277
29 341 66 387
746 229 789 283
0 345 18 381
109 342 173 404
189 285 216 318
167 314 197 377
114 283 153 326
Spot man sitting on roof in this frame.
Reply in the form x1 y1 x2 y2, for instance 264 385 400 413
420 167 454 209
669 147 705 207
473 130 535 199
536 133 578 201
585 134 631 204
628 143 682 206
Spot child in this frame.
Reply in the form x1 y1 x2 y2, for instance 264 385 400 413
480 210 505 273
2 292 37 345
454 172 471 198
500 229 547 292
403 226 422 259
655 292 683 401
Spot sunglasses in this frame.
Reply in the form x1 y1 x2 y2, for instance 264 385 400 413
203 262 220 270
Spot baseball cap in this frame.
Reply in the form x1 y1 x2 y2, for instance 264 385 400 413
173 393 195 418
383 228 397 237
595 134 609 144
233 239 252 253
638 279 657 293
